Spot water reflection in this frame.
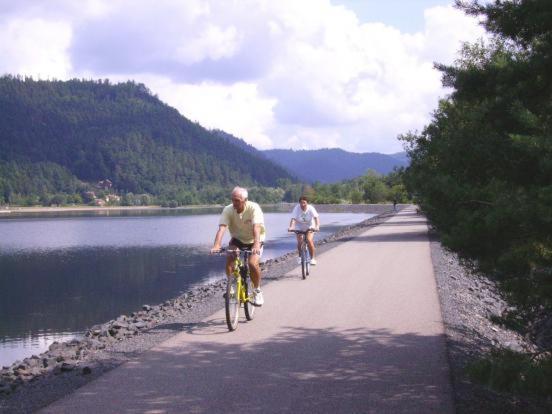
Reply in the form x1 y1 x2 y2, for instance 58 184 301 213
0 211 373 366
0 246 220 336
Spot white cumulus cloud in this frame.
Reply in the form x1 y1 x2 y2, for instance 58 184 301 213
0 18 72 79
0 0 486 153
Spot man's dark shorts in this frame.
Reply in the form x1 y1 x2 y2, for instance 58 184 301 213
229 238 264 250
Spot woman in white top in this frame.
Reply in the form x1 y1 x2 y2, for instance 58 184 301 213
288 196 320 265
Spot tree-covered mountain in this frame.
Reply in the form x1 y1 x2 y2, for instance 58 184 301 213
388 151 409 164
211 129 264 158
0 76 294 204
262 148 408 183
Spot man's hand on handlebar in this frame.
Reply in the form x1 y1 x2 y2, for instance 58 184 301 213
252 242 261 256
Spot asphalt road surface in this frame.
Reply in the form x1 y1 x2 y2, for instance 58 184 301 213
40 206 454 413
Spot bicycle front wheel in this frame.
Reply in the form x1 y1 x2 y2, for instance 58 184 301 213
301 245 307 279
243 275 256 321
225 276 240 331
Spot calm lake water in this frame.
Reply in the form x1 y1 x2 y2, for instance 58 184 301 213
0 207 374 366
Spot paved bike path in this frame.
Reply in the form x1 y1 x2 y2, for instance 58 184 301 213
40 207 454 413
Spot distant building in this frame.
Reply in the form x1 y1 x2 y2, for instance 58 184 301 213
97 179 113 190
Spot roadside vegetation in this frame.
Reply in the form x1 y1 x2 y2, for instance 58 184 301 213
401 0 552 398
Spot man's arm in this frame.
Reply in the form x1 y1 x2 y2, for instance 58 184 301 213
314 216 320 231
288 218 296 231
252 223 262 255
211 224 227 253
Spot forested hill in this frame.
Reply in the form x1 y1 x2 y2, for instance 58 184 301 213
0 76 293 203
262 148 408 183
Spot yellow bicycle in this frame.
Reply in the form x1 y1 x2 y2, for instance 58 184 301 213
218 247 256 331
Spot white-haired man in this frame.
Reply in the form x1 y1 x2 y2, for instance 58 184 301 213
211 186 266 305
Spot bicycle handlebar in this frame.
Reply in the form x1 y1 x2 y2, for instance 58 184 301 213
210 247 254 257
213 247 253 253
288 229 318 234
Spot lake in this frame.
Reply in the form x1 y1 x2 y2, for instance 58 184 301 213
0 207 374 366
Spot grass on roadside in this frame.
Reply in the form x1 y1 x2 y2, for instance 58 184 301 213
466 349 552 398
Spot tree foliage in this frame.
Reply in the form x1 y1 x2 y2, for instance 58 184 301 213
306 168 409 204
402 0 552 317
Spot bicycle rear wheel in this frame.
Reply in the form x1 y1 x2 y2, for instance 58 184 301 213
243 274 256 321
225 276 240 331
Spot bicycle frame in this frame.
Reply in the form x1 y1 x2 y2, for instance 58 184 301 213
230 250 250 303
289 229 316 279
218 248 256 331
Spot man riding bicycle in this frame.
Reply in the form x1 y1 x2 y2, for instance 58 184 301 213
288 196 320 265
211 186 266 306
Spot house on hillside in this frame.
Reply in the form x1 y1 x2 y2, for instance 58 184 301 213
97 179 113 190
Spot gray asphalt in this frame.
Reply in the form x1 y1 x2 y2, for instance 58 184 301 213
39 207 454 413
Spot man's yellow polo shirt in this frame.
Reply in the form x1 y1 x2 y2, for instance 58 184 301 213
219 201 266 244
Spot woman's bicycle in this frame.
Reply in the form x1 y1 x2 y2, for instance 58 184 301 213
289 229 317 279
216 247 257 331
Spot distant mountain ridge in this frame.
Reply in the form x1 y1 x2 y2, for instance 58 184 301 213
262 148 408 183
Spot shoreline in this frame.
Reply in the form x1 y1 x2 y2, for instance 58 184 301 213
0 203 401 215
0 204 218 213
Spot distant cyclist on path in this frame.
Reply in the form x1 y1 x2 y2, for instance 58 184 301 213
211 186 266 306
288 196 320 265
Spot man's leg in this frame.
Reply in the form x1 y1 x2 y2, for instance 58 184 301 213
296 234 303 256
306 232 315 258
248 253 264 306
225 243 239 277
248 254 261 288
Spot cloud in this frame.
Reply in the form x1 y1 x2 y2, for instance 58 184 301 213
144 77 277 149
0 1 486 153
252 3 485 152
69 0 281 83
0 17 72 79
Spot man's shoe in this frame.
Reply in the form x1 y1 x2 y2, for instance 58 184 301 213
310 258 317 266
253 288 264 306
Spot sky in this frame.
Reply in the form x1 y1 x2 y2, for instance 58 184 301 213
0 0 487 154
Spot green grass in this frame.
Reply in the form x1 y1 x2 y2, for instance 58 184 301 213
466 349 552 397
